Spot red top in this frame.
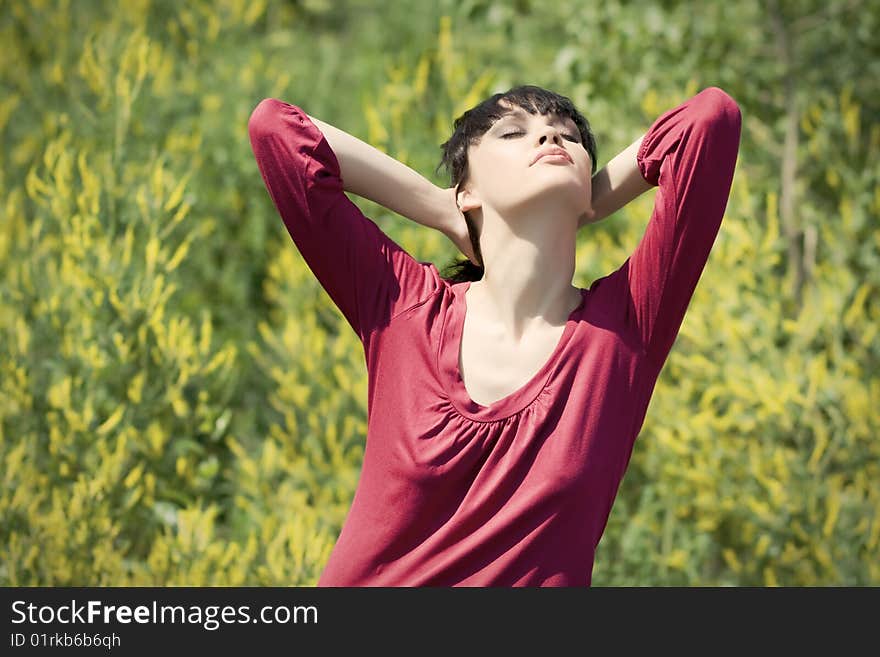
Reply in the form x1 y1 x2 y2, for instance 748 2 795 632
247 87 741 586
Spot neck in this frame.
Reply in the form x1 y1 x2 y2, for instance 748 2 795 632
468 207 580 341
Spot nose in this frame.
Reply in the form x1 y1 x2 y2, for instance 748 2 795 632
538 125 564 146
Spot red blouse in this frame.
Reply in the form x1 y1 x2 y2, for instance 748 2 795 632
247 87 741 586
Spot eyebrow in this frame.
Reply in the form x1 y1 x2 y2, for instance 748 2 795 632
494 108 575 127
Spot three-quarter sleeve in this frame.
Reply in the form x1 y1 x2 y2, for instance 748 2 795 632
247 98 438 346
620 86 742 369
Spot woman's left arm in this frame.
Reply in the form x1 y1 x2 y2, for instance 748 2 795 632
613 87 742 369
578 132 654 229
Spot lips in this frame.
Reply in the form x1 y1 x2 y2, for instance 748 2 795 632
531 147 573 165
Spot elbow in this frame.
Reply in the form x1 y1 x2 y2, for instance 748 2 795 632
699 87 742 133
247 97 284 143
694 88 742 160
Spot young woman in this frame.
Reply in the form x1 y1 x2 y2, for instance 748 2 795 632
248 84 742 586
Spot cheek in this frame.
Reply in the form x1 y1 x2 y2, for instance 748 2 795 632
474 154 523 186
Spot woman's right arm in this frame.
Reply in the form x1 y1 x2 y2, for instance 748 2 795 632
304 113 448 232
306 113 477 265
248 98 446 345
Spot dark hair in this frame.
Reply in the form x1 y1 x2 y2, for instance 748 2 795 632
434 84 598 283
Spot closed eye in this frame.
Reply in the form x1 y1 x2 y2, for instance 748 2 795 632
501 130 580 143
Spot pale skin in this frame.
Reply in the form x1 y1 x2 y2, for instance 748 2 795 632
306 104 654 406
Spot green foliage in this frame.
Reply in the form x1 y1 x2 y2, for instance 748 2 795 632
1 0 876 585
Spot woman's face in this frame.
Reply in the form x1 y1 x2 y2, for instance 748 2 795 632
459 100 592 224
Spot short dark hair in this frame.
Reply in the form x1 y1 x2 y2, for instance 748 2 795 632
434 84 598 283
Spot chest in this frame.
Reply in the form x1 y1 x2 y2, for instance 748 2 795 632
458 315 567 408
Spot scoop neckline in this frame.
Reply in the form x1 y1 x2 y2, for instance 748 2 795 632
438 280 587 422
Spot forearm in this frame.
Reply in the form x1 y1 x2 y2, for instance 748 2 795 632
306 114 445 231
582 132 654 228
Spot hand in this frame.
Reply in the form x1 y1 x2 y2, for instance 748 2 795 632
437 186 481 267
577 206 600 230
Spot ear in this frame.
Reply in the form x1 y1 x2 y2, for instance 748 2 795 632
456 185 481 214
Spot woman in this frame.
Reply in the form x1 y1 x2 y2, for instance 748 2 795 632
248 84 741 586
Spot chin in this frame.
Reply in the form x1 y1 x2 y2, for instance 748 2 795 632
523 182 589 205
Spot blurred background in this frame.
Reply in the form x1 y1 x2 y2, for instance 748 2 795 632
1 0 877 585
